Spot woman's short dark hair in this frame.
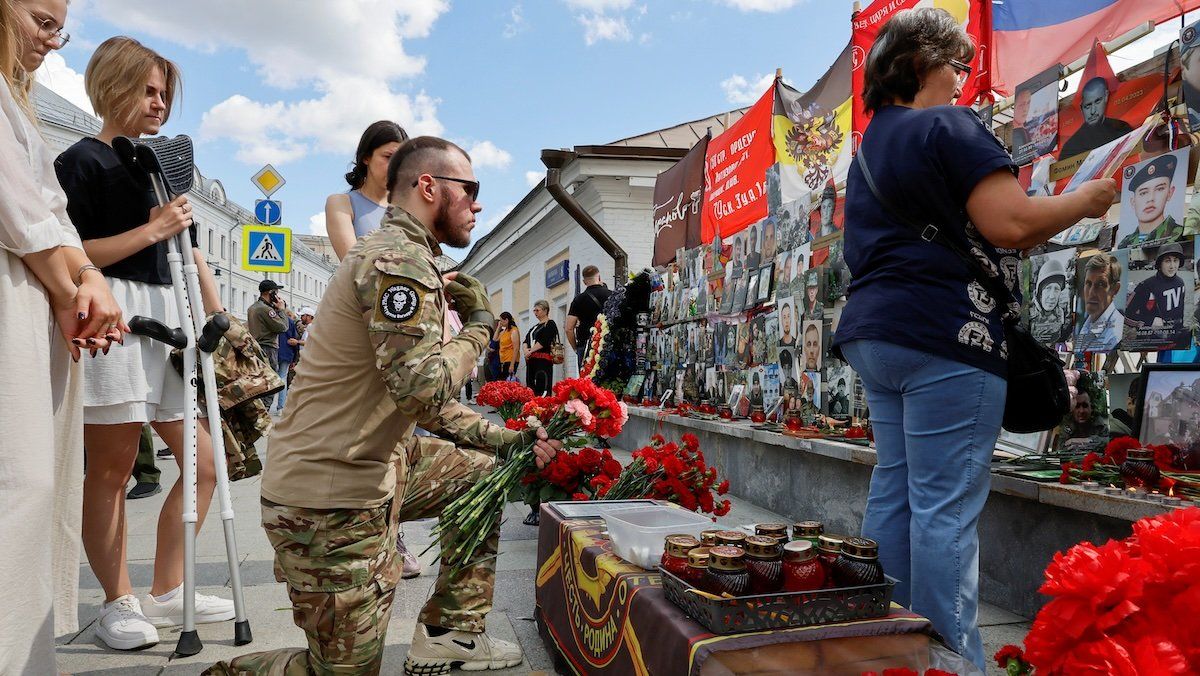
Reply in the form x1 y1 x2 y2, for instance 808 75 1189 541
345 120 408 189
862 7 974 114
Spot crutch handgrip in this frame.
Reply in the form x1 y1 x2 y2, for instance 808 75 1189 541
198 314 231 354
128 316 187 349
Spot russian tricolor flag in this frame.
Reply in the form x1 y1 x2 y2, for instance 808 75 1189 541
992 0 1200 95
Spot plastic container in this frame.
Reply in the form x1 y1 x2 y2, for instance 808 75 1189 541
603 504 715 569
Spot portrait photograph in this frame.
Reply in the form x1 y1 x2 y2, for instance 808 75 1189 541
802 319 824 372
808 181 844 241
802 268 825 321
790 242 810 298
766 163 783 220
756 263 775 305
1011 65 1061 165
1137 365 1200 450
1107 372 1141 437
824 361 853 419
763 311 780 365
775 249 791 296
743 269 761 313
777 298 798 350
1058 67 1159 162
1025 249 1076 346
761 217 778 261
1122 240 1196 352
1073 250 1128 353
1116 148 1188 249
799 370 821 410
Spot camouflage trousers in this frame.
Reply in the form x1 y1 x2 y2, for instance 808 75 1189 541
203 435 498 675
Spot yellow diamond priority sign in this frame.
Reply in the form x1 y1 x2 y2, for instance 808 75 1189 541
251 164 286 197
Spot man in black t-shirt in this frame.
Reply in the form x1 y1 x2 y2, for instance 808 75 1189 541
566 265 612 369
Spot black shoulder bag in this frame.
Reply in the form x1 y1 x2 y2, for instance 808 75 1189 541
854 150 1069 433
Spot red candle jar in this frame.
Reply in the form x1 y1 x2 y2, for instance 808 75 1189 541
817 534 845 584
699 529 721 547
1119 449 1160 490
682 547 711 589
750 407 767 423
844 425 866 439
660 534 699 577
831 537 885 587
717 405 733 420
784 411 804 431
743 535 784 594
714 530 747 549
699 401 716 415
705 546 750 597
782 540 826 592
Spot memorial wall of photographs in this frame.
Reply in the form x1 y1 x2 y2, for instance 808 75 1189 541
1001 27 1200 453
641 165 860 426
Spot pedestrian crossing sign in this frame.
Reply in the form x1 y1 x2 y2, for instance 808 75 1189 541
242 224 292 273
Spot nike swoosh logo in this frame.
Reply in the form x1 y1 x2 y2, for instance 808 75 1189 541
452 638 476 650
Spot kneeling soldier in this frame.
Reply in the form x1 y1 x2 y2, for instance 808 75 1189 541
206 137 562 675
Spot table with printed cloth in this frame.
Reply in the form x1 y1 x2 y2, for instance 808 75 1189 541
534 502 939 676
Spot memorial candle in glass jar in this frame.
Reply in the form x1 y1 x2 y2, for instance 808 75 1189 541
682 547 711 589
816 533 845 584
831 536 885 587
705 546 750 597
661 534 699 577
743 535 784 594
793 521 823 545
699 529 721 547
754 523 789 543
1119 448 1160 491
782 540 825 592
714 530 747 549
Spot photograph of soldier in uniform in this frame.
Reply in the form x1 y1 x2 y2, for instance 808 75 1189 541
778 300 797 349
802 319 823 372
1074 250 1126 353
725 321 739 367
775 250 791 297
1138 367 1200 450
1055 371 1110 451
751 314 768 366
803 268 825 320
778 346 799 394
762 217 778 261
809 180 843 240
712 321 727 366
766 164 783 219
726 270 746 315
780 198 811 251
1185 20 1200 129
743 268 760 313
764 311 780 365
791 243 810 298
1011 65 1061 164
745 223 763 270
763 364 782 412
799 370 821 411
749 368 765 408
1117 150 1188 248
1061 77 1132 160
736 320 752 369
1124 241 1196 351
756 263 775 305
1026 249 1076 345
824 361 852 418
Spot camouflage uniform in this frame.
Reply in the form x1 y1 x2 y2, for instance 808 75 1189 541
1117 215 1184 249
205 208 519 676
247 297 287 366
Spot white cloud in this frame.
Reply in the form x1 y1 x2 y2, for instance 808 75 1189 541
81 1 451 165
718 0 802 11
307 211 327 237
525 170 544 187
466 140 513 169
578 13 632 44
503 4 525 38
720 72 775 105
34 53 94 116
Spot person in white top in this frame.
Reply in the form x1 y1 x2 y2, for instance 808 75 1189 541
0 1 125 672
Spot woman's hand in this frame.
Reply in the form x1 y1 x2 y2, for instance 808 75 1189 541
146 195 193 243
52 272 127 360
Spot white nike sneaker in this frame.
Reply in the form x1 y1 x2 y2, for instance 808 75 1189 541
140 588 235 628
404 624 523 674
95 595 159 651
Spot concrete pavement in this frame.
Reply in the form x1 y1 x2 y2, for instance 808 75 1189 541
57 424 1029 675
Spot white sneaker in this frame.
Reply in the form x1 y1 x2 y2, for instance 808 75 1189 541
95 595 159 651
140 588 235 628
404 624 523 674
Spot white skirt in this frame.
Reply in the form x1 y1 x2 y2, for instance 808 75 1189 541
82 277 192 424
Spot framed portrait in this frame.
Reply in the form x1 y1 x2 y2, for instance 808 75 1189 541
744 270 761 313
1025 249 1076 346
756 263 775 305
1136 364 1200 449
1073 249 1127 353
1116 148 1189 249
1122 240 1195 352
801 319 823 372
1011 65 1062 165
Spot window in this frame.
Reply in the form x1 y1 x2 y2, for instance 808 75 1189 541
220 234 226 259
513 273 530 314
207 229 214 254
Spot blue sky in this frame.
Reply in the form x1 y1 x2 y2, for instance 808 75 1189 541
37 1 854 252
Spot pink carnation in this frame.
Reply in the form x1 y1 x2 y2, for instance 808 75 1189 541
564 399 594 427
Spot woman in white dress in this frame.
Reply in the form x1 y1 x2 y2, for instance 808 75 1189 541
0 0 124 672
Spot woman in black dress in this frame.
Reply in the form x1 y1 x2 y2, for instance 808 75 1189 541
523 299 559 396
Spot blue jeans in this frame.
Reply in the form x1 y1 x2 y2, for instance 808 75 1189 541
273 358 291 412
840 339 1005 670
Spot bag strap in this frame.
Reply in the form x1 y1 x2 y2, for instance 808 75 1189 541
854 149 1020 323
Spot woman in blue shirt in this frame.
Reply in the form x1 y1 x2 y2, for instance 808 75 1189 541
833 8 1115 669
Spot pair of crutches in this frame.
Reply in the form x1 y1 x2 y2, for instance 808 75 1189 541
113 135 251 656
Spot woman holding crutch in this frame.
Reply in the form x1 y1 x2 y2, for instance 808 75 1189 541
55 36 233 651
0 1 125 671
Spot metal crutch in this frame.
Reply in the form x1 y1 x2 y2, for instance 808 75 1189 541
112 135 252 656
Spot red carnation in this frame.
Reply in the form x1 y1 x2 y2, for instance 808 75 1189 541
717 479 730 495
1105 436 1141 466
572 492 590 501
1082 452 1102 473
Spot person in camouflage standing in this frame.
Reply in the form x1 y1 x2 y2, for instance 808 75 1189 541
247 279 288 371
205 136 563 676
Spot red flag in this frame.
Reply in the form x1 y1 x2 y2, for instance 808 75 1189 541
1078 39 1118 106
851 0 991 138
700 85 775 244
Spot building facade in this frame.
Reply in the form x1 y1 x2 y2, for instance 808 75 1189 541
33 84 336 320
459 111 742 381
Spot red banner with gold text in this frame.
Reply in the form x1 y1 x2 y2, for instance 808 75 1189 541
701 86 776 244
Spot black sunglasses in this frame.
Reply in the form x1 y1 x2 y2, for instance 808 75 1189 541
948 59 972 76
414 175 480 201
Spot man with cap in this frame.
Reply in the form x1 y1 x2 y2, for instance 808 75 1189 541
817 181 839 238
247 279 288 374
803 268 824 320
1076 252 1124 352
828 376 850 416
1030 257 1070 344
1126 243 1190 347
1119 154 1184 248
1061 76 1134 159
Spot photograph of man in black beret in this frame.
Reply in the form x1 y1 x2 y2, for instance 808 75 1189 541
1117 149 1188 248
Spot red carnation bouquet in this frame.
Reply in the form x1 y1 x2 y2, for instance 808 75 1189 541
520 445 624 506
430 378 627 571
1014 507 1200 674
1059 436 1200 500
600 432 731 516
476 380 535 422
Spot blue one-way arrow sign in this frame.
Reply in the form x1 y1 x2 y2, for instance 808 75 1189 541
255 199 282 225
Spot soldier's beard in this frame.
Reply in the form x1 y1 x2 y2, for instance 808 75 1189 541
432 193 472 249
